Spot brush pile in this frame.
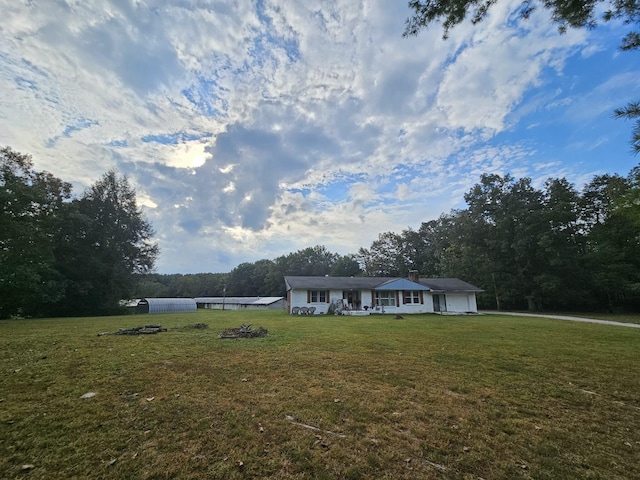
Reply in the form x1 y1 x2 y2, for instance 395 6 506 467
97 323 208 336
219 324 268 339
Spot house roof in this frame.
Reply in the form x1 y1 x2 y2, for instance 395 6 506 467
284 276 482 292
374 278 430 291
417 278 483 292
194 296 284 305
284 276 383 290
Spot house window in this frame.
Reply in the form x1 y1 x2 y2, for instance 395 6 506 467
374 291 396 307
309 290 327 303
404 291 420 304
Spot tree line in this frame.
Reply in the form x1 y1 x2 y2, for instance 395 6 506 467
132 246 362 300
3 145 639 316
136 165 640 313
1 147 158 318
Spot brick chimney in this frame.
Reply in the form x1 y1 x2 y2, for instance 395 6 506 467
408 270 419 283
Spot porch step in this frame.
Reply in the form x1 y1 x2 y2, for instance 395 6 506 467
342 310 370 316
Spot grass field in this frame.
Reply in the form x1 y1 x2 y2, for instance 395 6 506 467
1 310 639 479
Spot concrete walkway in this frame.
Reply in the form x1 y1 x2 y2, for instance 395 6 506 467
479 311 640 329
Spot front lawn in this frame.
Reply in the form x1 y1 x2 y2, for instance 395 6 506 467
1 311 638 479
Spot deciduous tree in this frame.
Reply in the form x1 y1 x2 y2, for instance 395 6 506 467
0 147 71 318
54 170 158 316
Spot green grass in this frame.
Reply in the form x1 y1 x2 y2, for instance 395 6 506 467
1 311 639 479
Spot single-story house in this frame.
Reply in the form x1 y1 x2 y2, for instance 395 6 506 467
284 271 482 315
136 298 197 314
194 296 285 311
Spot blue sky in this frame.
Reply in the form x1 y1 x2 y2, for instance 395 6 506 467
1 0 639 274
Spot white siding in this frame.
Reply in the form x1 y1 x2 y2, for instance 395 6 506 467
288 289 478 315
445 294 476 313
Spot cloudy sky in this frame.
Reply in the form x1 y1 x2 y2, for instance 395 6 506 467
2 1 639 274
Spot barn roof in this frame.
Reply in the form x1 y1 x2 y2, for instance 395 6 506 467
194 296 284 305
418 278 482 292
139 297 197 314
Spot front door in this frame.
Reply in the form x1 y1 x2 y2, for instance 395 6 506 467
342 291 361 309
433 294 447 312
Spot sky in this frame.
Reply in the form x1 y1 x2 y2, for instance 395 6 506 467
1 0 639 274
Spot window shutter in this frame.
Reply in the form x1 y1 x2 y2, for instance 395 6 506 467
371 291 375 306
307 290 310 303
326 290 330 303
420 291 424 304
395 291 399 306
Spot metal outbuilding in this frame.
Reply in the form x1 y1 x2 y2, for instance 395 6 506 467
137 298 197 314
194 296 285 311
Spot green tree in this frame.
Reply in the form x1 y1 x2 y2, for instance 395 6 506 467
535 178 588 309
462 174 547 309
582 168 640 310
330 254 363 276
227 262 262 296
279 245 339 276
404 0 640 152
358 232 411 276
0 147 71 318
53 170 158 316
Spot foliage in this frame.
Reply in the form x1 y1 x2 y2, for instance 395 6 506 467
131 165 640 312
356 168 640 311
614 101 640 154
404 0 640 152
0 147 71 318
5 145 639 315
404 0 640 44
358 232 413 276
0 148 158 318
135 246 364 298
51 170 158 316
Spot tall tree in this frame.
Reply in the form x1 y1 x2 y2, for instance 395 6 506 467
54 170 158 316
404 0 640 152
582 168 640 309
358 232 411 276
279 245 339 276
535 178 588 309
330 254 363 276
462 174 547 309
0 147 71 318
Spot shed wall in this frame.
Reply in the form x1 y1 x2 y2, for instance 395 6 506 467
143 298 197 314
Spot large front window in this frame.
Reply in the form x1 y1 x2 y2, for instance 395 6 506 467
404 290 420 304
375 291 396 307
309 290 327 303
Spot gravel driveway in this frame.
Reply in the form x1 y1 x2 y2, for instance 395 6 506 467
479 311 640 328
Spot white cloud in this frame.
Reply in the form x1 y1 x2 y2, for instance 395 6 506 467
1 0 636 273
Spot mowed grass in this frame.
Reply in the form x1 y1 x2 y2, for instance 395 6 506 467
1 311 639 480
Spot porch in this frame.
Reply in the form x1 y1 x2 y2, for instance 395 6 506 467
341 310 371 316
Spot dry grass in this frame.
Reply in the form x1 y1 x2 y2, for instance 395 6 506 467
1 311 639 479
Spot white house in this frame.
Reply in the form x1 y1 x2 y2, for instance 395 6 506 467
284 272 482 315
